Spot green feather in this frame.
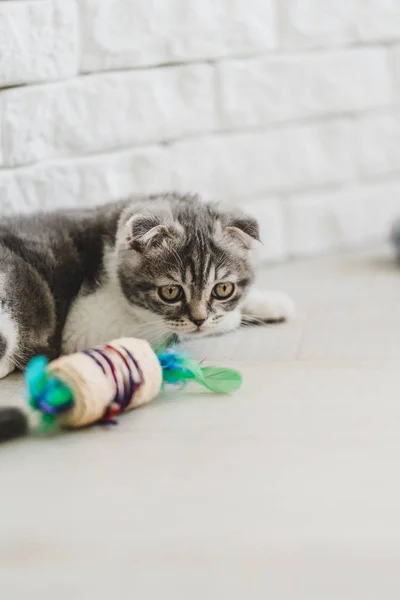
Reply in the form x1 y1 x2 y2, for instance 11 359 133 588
196 366 242 393
157 347 242 394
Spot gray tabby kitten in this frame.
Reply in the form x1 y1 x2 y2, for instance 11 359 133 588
0 193 294 379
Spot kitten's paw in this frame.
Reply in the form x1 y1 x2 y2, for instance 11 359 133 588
242 290 296 324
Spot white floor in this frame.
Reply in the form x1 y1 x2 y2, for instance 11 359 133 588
1 246 400 599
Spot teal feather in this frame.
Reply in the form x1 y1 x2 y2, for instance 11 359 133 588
25 356 74 427
156 347 242 394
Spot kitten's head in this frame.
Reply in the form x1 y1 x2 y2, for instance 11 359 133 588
115 194 260 341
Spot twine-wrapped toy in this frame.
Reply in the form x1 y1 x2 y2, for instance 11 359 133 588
25 337 242 430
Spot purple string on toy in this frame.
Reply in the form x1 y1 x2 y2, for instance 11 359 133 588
121 348 143 409
83 344 144 422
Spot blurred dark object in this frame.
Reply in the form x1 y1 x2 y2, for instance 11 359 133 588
391 220 400 262
0 407 28 443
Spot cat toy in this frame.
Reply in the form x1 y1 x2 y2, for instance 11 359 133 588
23 337 242 431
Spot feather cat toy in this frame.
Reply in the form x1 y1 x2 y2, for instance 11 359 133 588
21 338 242 432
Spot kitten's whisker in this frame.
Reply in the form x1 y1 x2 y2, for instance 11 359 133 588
241 314 284 326
243 314 281 321
132 323 166 336
134 322 171 340
134 329 168 342
133 319 165 330
145 331 171 346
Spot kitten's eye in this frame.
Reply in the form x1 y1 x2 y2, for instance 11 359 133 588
158 284 183 303
212 282 235 300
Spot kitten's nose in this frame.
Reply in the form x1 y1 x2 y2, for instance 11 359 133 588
191 318 205 329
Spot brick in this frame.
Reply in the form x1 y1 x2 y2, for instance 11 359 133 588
79 0 276 72
281 0 400 49
0 0 78 88
2 86 55 167
355 113 400 177
0 145 171 216
392 45 400 100
286 181 400 257
171 120 356 198
356 0 400 41
219 48 392 129
0 171 22 217
2 64 217 167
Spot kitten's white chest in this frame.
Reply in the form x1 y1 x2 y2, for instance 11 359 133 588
62 282 154 354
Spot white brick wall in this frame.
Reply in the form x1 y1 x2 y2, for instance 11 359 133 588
218 48 392 127
79 0 277 70
0 0 78 88
1 0 400 262
280 0 400 49
2 65 217 166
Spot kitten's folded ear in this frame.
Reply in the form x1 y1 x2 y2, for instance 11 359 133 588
125 212 183 252
221 212 260 249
